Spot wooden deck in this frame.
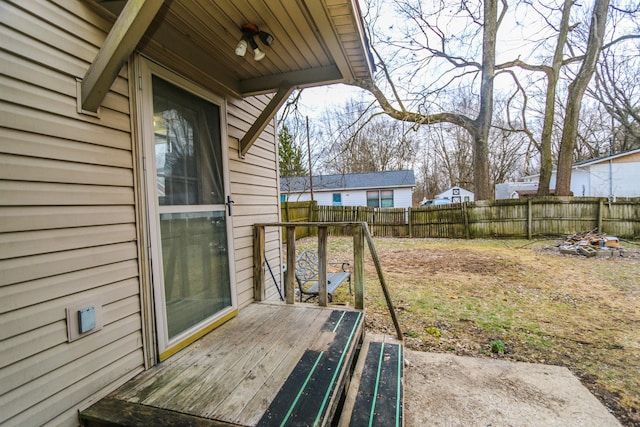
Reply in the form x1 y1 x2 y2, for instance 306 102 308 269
81 302 364 426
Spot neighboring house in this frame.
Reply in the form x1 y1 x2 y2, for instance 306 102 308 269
435 186 475 203
495 181 540 199
0 1 373 425
496 148 640 199
280 170 416 208
495 182 562 199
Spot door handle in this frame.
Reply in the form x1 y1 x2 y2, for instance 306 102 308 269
226 196 235 216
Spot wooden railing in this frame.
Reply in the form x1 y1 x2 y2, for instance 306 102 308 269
253 221 402 340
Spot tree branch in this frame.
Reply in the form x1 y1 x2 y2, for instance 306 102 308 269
350 78 477 134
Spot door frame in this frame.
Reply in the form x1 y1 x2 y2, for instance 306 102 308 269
135 56 237 361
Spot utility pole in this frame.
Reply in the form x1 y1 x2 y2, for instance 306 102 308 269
307 116 314 201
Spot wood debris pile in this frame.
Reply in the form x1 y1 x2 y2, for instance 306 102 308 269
559 230 623 258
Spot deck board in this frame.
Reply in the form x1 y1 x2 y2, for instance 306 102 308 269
338 334 404 427
104 302 362 426
216 306 328 425
256 311 362 426
196 305 325 420
113 304 284 405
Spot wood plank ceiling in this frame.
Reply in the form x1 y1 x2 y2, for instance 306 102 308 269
95 0 374 98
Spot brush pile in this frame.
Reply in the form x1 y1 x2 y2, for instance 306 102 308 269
559 230 623 257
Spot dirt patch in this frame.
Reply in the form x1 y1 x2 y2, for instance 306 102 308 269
297 237 640 426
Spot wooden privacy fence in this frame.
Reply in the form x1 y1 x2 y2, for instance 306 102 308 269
280 201 317 241
281 197 640 239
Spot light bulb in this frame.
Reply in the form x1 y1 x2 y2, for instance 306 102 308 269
254 48 266 61
235 39 247 57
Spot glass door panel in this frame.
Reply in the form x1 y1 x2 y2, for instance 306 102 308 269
148 73 234 347
160 211 230 339
153 76 224 206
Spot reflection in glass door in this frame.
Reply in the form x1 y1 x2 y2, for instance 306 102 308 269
160 211 230 338
145 71 234 354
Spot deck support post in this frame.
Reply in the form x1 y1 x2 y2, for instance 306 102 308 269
254 225 265 301
286 226 296 304
353 225 365 309
317 226 328 306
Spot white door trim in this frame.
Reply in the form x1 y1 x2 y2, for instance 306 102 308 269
136 57 237 359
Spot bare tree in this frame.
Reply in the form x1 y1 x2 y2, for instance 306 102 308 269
319 100 420 174
556 0 610 195
351 0 505 200
496 0 575 195
590 47 640 152
573 101 613 159
355 0 640 199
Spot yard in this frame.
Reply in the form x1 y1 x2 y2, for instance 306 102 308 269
294 236 640 426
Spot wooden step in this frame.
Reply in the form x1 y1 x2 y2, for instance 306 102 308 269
79 398 235 426
258 310 364 426
338 334 404 427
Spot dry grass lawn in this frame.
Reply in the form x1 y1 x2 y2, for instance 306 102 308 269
294 236 640 426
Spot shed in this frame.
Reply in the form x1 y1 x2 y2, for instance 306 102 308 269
281 170 416 208
435 186 475 203
0 1 375 425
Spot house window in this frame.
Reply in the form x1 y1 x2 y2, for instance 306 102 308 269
367 190 394 208
381 190 393 208
366 190 379 207
333 193 342 206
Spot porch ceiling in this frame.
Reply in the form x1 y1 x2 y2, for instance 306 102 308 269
94 0 374 97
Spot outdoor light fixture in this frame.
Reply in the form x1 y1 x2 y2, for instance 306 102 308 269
235 39 248 56
235 23 273 62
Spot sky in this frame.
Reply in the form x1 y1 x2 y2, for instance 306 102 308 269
294 84 366 118
292 0 551 119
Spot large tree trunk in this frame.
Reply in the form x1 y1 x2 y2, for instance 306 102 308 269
556 0 610 196
538 0 575 196
473 0 497 200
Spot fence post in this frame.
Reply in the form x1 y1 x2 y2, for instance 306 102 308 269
463 203 470 239
527 199 533 240
407 207 413 238
597 198 604 232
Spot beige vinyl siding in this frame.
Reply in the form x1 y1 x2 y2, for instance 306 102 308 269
0 1 143 426
228 94 282 307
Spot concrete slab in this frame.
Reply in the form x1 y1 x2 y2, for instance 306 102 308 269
404 350 621 427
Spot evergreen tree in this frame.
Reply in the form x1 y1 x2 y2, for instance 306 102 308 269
278 125 307 178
